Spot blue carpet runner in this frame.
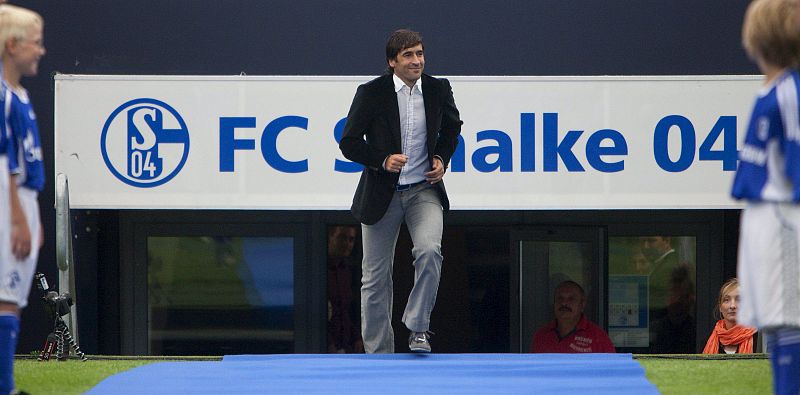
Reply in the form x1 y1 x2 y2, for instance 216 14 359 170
87 353 659 394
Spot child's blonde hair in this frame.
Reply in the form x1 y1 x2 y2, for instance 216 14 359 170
0 4 43 59
742 0 800 69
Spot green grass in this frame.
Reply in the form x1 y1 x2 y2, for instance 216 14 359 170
13 354 774 395
14 359 155 395
638 356 772 394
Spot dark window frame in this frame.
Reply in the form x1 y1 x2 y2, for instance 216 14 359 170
607 221 718 353
120 211 312 355
510 226 607 353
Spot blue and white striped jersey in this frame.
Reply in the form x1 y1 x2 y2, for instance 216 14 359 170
5 83 44 191
732 69 800 202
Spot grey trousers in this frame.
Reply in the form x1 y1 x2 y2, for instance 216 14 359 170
360 183 443 353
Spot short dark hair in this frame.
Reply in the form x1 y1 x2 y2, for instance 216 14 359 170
385 29 423 71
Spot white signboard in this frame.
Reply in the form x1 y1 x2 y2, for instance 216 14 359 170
54 75 762 210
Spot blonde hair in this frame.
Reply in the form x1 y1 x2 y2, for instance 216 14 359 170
714 278 739 320
742 0 800 68
0 4 43 59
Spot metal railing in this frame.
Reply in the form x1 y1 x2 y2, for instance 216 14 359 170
55 173 79 343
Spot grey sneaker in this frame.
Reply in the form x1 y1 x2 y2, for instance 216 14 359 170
408 331 432 353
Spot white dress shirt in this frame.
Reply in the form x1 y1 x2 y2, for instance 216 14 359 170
393 73 429 185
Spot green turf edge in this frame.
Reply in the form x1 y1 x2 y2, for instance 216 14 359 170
14 359 155 395
15 354 223 361
636 356 772 395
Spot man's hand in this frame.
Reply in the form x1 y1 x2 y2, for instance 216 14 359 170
425 157 445 184
383 154 408 173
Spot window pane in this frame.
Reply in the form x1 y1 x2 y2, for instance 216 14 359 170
148 236 294 355
519 240 595 351
547 241 593 302
608 236 696 353
460 228 510 352
326 226 362 353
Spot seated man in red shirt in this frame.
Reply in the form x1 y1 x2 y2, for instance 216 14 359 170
530 280 616 353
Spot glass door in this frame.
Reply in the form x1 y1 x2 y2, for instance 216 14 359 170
510 227 605 353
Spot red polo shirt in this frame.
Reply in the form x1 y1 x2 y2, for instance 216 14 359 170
530 315 616 353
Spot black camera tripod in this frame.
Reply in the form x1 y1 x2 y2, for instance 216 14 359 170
38 314 87 361
34 273 87 361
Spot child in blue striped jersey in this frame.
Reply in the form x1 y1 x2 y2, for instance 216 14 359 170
732 0 800 394
0 4 45 394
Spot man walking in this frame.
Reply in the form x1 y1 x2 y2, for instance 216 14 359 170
339 29 462 353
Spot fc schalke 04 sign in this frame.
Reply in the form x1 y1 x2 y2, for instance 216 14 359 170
100 98 190 188
56 75 762 209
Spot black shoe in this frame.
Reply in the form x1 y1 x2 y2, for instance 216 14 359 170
408 331 432 353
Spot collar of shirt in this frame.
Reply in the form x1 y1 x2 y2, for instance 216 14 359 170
757 68 790 97
393 73 423 95
546 314 590 337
